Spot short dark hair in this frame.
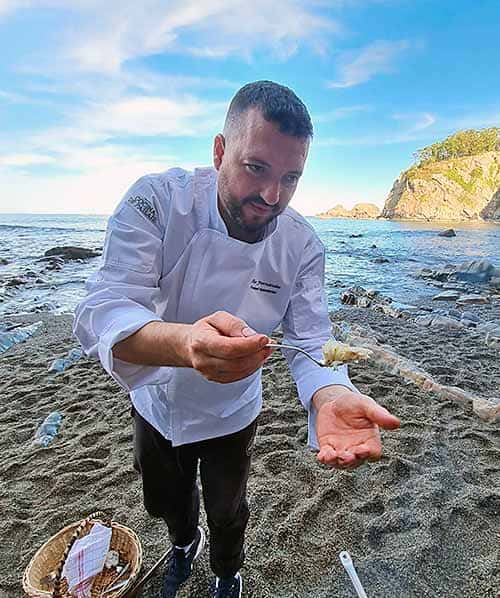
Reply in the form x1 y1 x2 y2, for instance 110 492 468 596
224 80 313 139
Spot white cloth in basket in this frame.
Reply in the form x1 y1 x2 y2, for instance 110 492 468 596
62 522 112 597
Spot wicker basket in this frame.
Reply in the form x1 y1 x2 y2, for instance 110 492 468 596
22 512 142 598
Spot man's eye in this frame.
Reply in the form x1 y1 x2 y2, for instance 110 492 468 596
245 164 264 173
284 174 299 185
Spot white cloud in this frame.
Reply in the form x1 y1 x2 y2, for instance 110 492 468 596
0 0 20 17
411 112 436 131
0 91 224 173
329 40 410 88
392 111 437 131
0 162 165 214
77 95 218 137
7 1 339 74
314 104 372 123
0 89 30 102
316 132 423 147
0 0 74 20
0 153 56 166
0 146 199 214
445 111 500 131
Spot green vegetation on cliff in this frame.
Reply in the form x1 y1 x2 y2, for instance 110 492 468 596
414 127 500 166
382 145 500 221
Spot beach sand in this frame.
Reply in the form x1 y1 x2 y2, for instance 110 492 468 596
1 305 499 597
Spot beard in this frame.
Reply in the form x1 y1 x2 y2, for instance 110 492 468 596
218 181 279 235
227 194 276 232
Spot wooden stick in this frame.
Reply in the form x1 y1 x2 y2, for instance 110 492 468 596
124 547 173 597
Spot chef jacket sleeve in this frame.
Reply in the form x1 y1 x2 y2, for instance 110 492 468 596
281 235 358 449
73 175 172 392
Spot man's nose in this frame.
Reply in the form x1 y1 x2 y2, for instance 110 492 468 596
261 182 281 206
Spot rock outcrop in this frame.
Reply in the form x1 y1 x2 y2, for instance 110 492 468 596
381 151 500 221
44 246 101 260
316 203 380 219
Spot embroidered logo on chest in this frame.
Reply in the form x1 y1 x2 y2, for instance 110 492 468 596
250 278 281 294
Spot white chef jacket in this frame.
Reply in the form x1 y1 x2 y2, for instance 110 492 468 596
73 167 356 448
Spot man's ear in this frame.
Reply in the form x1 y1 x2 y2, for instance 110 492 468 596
213 134 225 170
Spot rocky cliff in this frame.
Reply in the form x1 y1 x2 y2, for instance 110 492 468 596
316 202 380 219
381 151 500 221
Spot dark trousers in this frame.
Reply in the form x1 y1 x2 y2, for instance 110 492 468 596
133 410 257 578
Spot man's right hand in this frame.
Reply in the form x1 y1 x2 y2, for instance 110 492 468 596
187 311 273 383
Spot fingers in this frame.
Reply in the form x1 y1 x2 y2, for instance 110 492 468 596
317 442 382 469
189 312 276 382
205 332 269 357
200 332 269 360
365 400 400 430
317 451 359 470
317 447 356 468
207 311 266 341
317 445 337 464
195 347 274 383
352 443 374 461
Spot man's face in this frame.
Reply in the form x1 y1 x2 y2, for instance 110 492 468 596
214 108 309 242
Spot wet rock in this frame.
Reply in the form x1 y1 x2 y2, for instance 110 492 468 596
456 294 490 305
438 228 456 237
415 315 434 327
453 259 496 283
415 314 464 330
430 315 464 330
4 277 26 287
371 244 377 248
44 246 101 261
400 304 422 315
432 290 461 301
415 260 499 289
349 233 363 238
415 266 453 282
46 263 63 271
485 330 500 349
340 286 392 309
357 296 371 308
460 311 480 323
476 321 500 336
37 256 65 264
341 291 357 306
373 257 390 264
379 304 405 318
489 276 500 291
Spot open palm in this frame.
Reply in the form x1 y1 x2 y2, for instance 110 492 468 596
316 391 400 469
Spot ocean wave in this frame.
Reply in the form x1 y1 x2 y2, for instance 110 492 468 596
0 223 106 233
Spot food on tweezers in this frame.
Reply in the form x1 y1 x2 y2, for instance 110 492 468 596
322 339 372 366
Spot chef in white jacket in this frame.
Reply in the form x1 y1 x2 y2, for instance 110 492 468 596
74 81 399 598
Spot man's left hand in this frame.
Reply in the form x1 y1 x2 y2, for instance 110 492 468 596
313 386 400 470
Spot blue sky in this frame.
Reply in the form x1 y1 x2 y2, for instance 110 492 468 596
0 0 498 215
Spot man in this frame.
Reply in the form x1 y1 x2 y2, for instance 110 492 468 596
74 81 399 598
